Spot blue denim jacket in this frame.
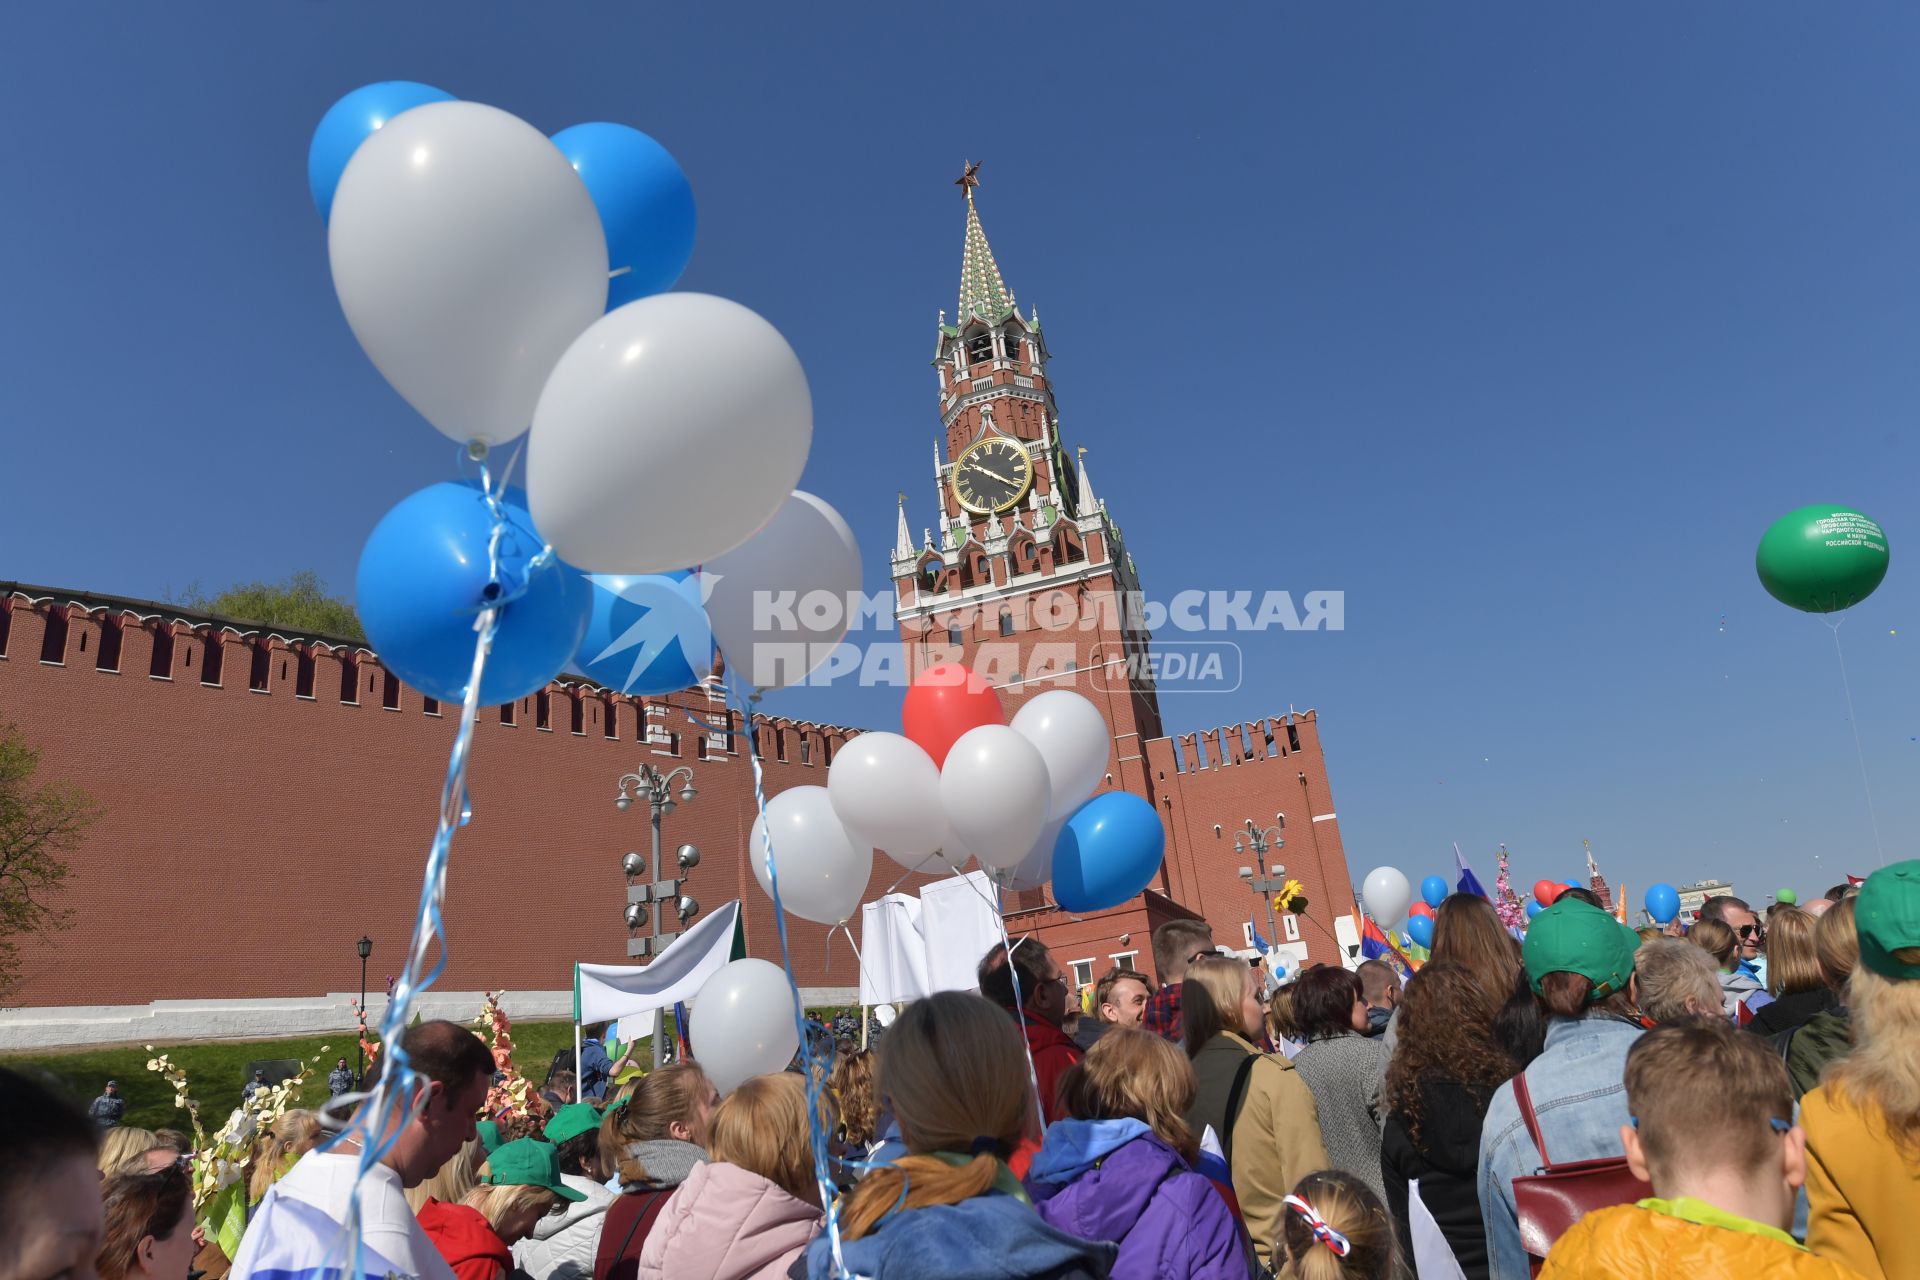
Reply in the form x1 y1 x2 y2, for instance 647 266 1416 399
1477 1015 1642 1280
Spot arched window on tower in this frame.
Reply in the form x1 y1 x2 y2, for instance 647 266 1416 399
967 330 995 365
998 610 1014 637
1002 332 1021 363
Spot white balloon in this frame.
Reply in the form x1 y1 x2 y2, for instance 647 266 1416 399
748 785 873 925
990 815 1065 892
873 1003 897 1028
701 492 860 692
1009 691 1111 818
1362 866 1413 930
528 294 812 573
939 725 1050 871
689 958 800 1095
827 732 949 870
328 102 608 447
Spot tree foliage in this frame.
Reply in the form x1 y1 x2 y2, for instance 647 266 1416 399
0 722 101 994
178 570 363 640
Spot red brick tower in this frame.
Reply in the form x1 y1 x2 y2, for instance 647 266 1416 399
891 168 1163 798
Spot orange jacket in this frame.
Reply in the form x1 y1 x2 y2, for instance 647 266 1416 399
1802 1083 1920 1280
1539 1201 1863 1279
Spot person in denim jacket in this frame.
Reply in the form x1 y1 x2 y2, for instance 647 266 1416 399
1477 899 1645 1280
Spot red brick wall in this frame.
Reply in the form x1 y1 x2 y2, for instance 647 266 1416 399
0 590 1356 1011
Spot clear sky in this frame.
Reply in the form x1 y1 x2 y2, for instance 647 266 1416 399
2 4 1915 906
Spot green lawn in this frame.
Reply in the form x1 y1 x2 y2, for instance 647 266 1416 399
2 1021 582 1131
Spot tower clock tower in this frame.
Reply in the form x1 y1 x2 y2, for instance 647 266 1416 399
893 167 1164 796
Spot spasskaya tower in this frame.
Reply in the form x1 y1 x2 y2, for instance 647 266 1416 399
892 165 1163 798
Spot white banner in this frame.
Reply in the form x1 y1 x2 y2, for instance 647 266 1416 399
912 871 1004 999
576 900 740 1025
858 893 930 1007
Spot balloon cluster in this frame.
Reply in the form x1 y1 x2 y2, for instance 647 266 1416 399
744 664 1165 928
320 83 860 713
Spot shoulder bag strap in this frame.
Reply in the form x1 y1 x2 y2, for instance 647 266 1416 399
1511 1069 1553 1170
614 1190 668 1265
1221 1050 1259 1167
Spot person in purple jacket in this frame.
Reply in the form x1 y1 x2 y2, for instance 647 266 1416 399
1026 1029 1255 1280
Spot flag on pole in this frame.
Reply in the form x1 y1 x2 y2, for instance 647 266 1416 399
1249 919 1272 954
1360 917 1418 975
1614 880 1629 925
1453 843 1489 900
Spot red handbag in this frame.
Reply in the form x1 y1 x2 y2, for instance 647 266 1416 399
1509 1070 1651 1276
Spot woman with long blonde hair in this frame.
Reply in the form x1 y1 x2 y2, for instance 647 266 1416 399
1749 905 1837 1037
799 991 1114 1278
1783 898 1861 1098
593 1061 719 1280
1182 954 1327 1272
1801 861 1920 1279
1028 1028 1250 1278
636 1073 825 1279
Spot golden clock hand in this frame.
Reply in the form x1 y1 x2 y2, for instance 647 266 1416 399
971 465 1016 485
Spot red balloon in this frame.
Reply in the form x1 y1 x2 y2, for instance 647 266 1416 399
1408 901 1435 920
902 663 1004 767
1533 879 1562 907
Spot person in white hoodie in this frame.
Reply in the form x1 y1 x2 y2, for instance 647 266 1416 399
512 1104 614 1280
636 1073 824 1280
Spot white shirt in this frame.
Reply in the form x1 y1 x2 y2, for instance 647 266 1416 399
230 1151 455 1280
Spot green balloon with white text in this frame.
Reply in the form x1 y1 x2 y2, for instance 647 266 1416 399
1755 504 1889 614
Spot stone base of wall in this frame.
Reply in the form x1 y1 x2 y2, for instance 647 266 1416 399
0 986 861 1052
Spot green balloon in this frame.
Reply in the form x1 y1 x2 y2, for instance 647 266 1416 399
1777 888 1797 904
1756 504 1889 614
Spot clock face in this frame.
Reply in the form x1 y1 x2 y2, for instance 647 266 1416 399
952 437 1034 515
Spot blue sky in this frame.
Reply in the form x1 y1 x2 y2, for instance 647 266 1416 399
2 4 1916 905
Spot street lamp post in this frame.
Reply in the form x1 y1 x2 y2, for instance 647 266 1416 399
355 935 372 1083
616 764 702 1069
1235 818 1286 967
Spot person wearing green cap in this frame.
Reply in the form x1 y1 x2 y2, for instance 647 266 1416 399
513 1105 615 1280
1800 859 1920 1280
1476 898 1647 1279
418 1138 584 1280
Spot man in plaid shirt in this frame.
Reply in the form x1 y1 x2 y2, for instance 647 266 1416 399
1142 918 1219 1041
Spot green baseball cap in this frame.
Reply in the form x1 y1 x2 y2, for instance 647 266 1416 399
1523 898 1640 999
482 1138 585 1202
1854 860 1920 982
475 1120 504 1154
543 1103 601 1147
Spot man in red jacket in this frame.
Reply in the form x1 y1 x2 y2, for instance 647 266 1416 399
979 937 1081 1127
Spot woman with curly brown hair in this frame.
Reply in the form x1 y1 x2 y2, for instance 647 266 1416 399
1380 962 1518 1280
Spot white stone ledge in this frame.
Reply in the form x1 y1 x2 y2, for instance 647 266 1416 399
0 986 862 1052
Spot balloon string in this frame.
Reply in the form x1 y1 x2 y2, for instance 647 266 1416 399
325 460 508 1277
1826 616 1886 867
943 869 1049 1139
729 682 852 1280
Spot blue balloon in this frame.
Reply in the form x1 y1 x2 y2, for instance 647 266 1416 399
308 81 456 221
551 123 696 307
1644 883 1680 925
1526 899 1545 919
575 571 714 695
357 481 590 706
1407 914 1435 948
1420 875 1449 909
1052 792 1165 913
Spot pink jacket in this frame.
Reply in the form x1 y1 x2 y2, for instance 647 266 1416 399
635 1160 823 1280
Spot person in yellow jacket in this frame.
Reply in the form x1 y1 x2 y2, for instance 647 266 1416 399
1540 1020 1861 1279
1801 859 1920 1280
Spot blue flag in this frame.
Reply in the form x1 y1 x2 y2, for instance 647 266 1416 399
1455 843 1489 899
1249 918 1271 954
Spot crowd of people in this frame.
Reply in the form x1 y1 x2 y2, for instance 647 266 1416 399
7 860 1920 1280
